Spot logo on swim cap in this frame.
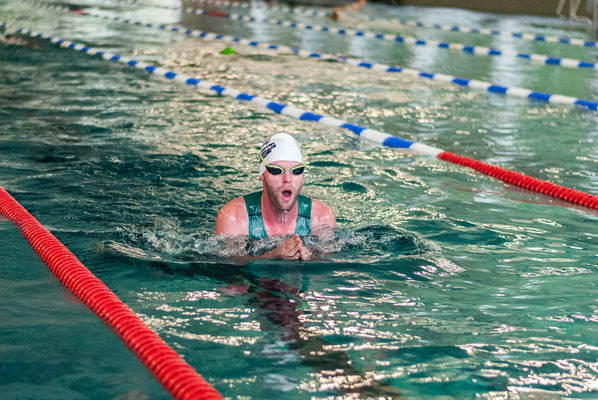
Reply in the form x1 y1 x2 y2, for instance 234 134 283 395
258 133 304 176
261 141 276 160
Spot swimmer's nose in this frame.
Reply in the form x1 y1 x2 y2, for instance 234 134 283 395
282 170 292 182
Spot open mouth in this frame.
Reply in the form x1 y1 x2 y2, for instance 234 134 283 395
281 189 292 201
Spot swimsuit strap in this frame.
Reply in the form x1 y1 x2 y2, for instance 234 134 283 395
244 191 268 239
243 192 312 239
295 195 312 236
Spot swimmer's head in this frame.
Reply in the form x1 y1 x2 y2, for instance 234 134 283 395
259 133 304 176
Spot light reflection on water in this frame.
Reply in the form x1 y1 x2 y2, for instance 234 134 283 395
102 216 596 397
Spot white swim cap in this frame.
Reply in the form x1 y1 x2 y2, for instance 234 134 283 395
259 133 304 176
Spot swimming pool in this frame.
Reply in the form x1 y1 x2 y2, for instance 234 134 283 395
1 0 597 398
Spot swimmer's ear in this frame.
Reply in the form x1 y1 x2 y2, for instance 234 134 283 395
259 174 264 182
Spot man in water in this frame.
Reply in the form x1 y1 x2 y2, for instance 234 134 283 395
330 0 367 21
1 33 40 48
215 133 336 260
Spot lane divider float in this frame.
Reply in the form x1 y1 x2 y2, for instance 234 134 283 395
4 22 597 210
177 5 598 70
0 186 223 400
20 2 598 112
187 0 598 49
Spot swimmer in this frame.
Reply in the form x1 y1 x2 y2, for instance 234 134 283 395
215 133 336 260
330 0 367 21
1 33 40 49
70 8 86 15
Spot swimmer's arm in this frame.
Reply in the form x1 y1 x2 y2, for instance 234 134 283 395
303 200 337 260
311 200 336 230
215 200 263 264
215 197 248 236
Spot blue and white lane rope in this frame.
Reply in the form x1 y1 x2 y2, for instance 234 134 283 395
188 0 598 49
0 22 443 156
180 6 598 70
30 1 598 71
25 2 598 111
4 23 597 210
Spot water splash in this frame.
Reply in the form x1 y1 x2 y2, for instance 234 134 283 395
99 224 462 278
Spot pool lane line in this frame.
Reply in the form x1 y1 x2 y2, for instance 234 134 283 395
178 5 598 71
27 1 598 112
4 23 597 210
41 0 593 69
0 186 223 400
187 0 598 49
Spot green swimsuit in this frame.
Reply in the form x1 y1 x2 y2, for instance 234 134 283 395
243 191 312 239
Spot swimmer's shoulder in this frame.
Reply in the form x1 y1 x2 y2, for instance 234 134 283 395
215 196 249 235
311 199 336 229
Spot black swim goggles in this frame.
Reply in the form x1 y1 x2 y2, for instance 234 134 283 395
261 154 306 176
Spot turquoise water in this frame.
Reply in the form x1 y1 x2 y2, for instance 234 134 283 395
1 0 597 398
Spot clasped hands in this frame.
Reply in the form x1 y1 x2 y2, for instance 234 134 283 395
262 234 312 260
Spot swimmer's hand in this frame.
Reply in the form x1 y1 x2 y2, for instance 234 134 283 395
261 234 312 261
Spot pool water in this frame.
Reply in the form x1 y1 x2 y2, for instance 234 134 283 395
1 0 597 398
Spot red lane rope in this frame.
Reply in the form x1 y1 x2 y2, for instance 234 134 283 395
437 152 598 210
0 186 223 400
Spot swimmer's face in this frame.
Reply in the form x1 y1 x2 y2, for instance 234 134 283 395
260 160 304 212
